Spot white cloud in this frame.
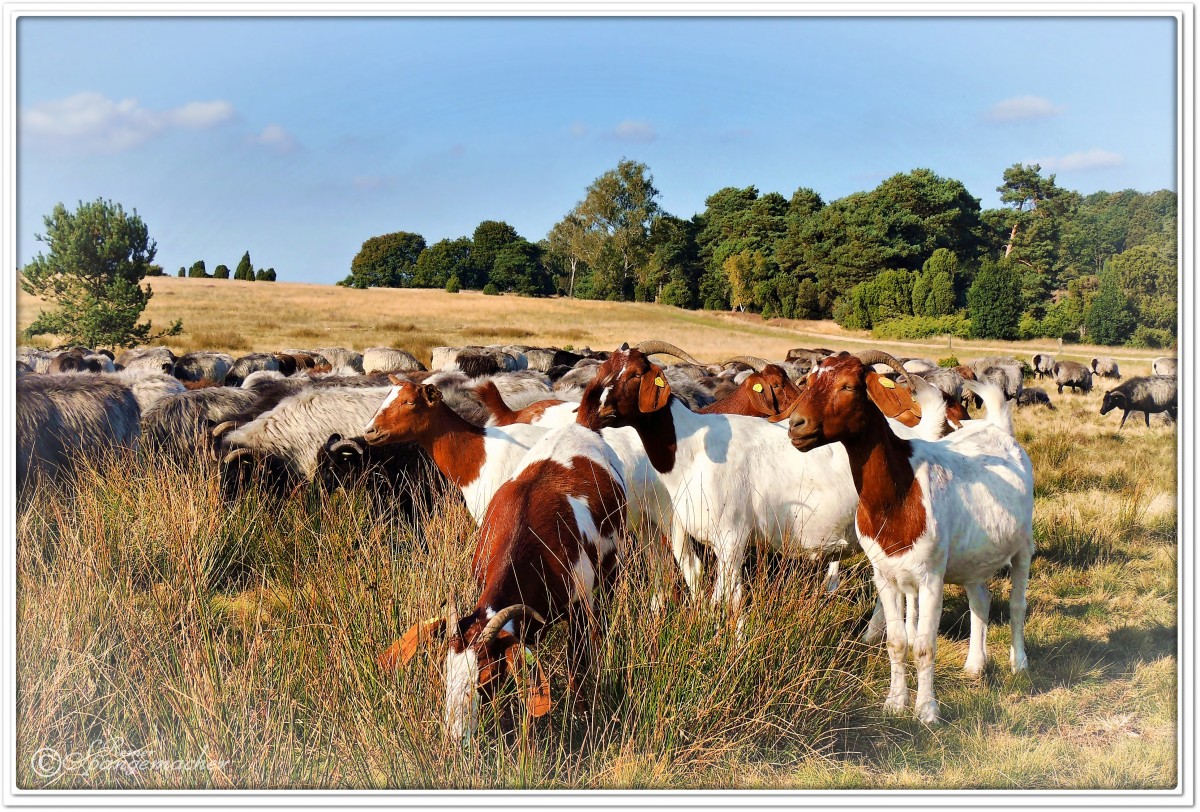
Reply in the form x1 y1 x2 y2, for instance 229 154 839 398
1038 148 1124 172
611 120 656 143
21 92 233 153
247 123 298 153
985 96 1063 122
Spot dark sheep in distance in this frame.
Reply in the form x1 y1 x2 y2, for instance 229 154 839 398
1016 387 1056 410
226 353 282 387
173 351 234 385
1052 360 1093 395
1099 376 1178 429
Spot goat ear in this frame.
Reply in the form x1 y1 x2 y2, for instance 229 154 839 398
419 384 443 405
767 395 801 424
638 365 672 412
506 646 552 717
865 371 921 425
378 617 446 672
745 374 778 415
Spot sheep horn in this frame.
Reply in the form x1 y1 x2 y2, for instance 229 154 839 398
634 340 701 365
476 604 546 648
221 447 258 467
853 350 914 388
330 437 364 457
211 420 239 440
723 355 771 372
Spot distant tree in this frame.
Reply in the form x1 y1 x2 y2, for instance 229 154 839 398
468 221 520 288
488 239 550 296
445 274 461 293
187 260 208 278
483 282 500 296
413 237 472 288
213 264 230 279
20 198 181 347
235 251 254 281
795 277 820 319
341 231 426 288
967 258 1023 339
145 263 165 277
1084 273 1137 345
1106 239 1177 334
569 159 662 300
177 267 185 277
255 268 277 282
546 213 597 298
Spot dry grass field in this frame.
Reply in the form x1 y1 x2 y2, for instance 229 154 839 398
14 278 1178 791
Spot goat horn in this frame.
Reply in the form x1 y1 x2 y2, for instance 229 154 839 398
634 340 701 365
853 351 914 388
211 420 239 440
476 604 546 648
723 355 771 372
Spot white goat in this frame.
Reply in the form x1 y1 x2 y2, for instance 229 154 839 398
786 353 1034 724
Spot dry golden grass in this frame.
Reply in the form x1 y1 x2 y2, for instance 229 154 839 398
13 279 1178 790
18 276 1168 374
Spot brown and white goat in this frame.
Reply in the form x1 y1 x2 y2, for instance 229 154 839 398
700 357 802 419
786 352 1034 724
380 365 656 745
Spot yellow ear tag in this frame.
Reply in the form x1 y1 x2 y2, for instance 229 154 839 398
879 377 896 389
655 376 665 388
752 383 764 392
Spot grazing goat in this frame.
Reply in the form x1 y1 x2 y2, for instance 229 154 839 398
364 347 424 375
1052 360 1093 394
173 351 234 385
1152 357 1177 377
380 373 633 745
786 353 1034 724
1090 356 1121 380
1099 376 1178 429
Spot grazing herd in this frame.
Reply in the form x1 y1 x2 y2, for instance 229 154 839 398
14 338 1179 741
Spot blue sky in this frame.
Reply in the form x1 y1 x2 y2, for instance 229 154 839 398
16 15 1178 284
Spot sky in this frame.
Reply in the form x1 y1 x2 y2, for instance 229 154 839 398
15 15 1179 284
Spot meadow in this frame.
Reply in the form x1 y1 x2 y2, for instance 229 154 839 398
14 279 1178 790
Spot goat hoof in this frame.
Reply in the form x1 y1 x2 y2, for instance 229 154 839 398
915 700 940 725
883 695 907 715
963 661 986 679
1010 656 1029 674
862 626 884 645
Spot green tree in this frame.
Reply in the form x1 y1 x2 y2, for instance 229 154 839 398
795 277 820 319
569 159 662 300
467 221 520 288
925 271 956 316
445 274 461 293
966 258 1023 339
413 237 472 289
235 251 254 281
213 264 230 279
187 260 208 278
1084 275 1137 345
255 268 277 282
488 239 550 296
341 231 427 288
21 198 182 347
1106 239 1177 334
177 267 185 277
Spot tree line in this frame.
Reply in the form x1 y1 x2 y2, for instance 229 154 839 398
342 160 1176 347
161 251 277 281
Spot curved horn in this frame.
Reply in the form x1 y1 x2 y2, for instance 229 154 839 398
221 447 258 467
476 604 547 648
723 355 771 372
634 340 701 365
211 420 240 440
852 350 914 388
329 437 364 457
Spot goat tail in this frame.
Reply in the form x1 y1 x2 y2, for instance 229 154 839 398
962 379 1015 436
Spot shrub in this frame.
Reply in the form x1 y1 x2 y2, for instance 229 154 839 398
938 355 960 368
482 283 500 296
1128 325 1174 349
872 314 971 340
1085 277 1137 346
445 275 461 293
